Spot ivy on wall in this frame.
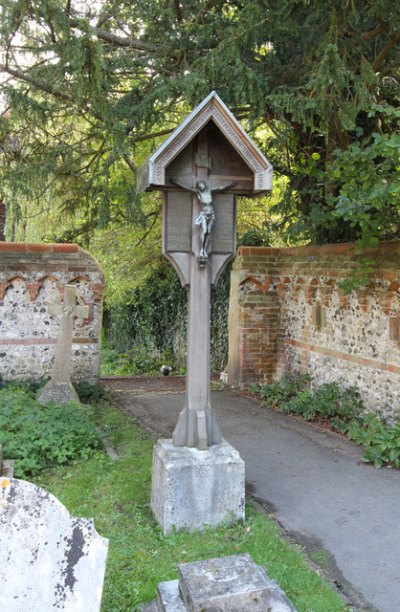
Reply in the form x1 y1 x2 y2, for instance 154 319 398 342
102 261 231 374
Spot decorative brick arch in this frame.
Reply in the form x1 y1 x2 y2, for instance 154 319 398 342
0 242 104 384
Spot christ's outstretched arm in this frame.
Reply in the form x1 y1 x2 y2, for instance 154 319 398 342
170 178 197 193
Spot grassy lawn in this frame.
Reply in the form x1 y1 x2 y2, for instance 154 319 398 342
34 399 349 612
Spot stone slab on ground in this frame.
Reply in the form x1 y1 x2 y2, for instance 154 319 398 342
0 477 108 611
151 438 245 534
179 554 296 612
143 554 296 612
157 580 186 611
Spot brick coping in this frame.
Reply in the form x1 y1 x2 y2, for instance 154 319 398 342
237 240 400 258
0 242 79 253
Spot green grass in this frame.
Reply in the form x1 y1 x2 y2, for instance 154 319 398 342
34 401 349 612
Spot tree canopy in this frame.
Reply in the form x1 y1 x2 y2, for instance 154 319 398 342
0 0 399 252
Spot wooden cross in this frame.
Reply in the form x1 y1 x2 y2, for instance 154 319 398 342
137 92 273 450
168 135 232 450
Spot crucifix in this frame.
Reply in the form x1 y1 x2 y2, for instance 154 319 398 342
138 92 272 533
37 284 89 405
166 133 238 450
137 92 272 451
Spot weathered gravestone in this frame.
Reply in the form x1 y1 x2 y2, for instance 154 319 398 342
37 284 89 405
138 91 272 533
142 553 296 612
0 476 108 611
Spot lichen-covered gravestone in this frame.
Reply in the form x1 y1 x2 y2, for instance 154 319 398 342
0 476 108 611
37 284 89 405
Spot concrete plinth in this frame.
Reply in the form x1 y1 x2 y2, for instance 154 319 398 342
151 439 245 534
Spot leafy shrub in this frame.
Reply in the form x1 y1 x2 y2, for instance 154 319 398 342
252 374 400 469
0 387 102 477
285 383 363 428
0 377 46 394
250 374 311 408
74 381 108 403
101 345 177 376
346 413 400 469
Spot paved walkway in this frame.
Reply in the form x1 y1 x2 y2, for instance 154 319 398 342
106 379 400 612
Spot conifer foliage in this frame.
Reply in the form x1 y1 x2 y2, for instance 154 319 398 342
0 0 399 245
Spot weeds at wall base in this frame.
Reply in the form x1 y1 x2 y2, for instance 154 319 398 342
249 375 400 469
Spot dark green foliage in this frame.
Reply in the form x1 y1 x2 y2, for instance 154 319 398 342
346 414 400 469
210 265 231 372
285 383 363 428
102 261 187 374
101 345 177 376
252 376 400 468
0 387 101 477
254 377 362 427
0 0 399 246
102 260 231 375
74 381 108 403
249 373 311 408
0 377 46 394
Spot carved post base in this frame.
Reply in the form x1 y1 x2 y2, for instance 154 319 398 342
37 380 79 406
172 407 222 450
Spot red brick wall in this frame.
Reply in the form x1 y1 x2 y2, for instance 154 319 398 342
0 243 104 383
228 242 400 421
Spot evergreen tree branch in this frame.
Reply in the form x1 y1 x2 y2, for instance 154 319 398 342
173 1 183 22
373 32 400 72
68 19 152 52
123 155 137 174
0 65 74 103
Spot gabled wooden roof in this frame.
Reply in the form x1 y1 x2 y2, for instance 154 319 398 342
137 91 272 194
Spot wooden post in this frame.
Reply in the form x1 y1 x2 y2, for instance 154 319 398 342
172 132 222 449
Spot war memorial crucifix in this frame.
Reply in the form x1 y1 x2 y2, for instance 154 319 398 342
138 92 272 532
138 91 272 449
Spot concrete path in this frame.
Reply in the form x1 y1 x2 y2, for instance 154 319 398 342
107 381 400 612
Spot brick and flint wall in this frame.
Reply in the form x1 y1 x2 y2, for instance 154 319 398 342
0 243 104 384
228 242 400 421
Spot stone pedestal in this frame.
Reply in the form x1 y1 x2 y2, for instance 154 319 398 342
37 380 80 405
151 439 245 534
142 554 296 612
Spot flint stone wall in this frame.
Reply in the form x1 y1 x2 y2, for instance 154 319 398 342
228 242 400 422
0 243 104 384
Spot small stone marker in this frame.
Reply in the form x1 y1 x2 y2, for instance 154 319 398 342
0 443 14 477
143 553 296 612
0 476 108 611
38 284 89 405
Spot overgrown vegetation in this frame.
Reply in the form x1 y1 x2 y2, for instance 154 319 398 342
101 262 231 375
250 375 400 469
34 400 348 611
0 386 101 477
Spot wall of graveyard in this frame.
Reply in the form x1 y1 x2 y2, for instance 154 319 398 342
228 242 400 422
0 243 104 384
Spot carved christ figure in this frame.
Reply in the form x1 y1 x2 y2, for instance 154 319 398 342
170 178 235 265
